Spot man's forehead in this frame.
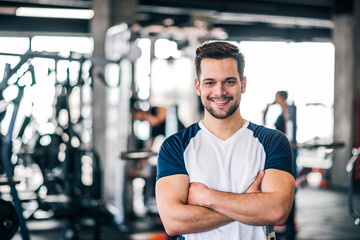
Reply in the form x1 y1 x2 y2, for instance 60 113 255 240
199 58 239 78
201 57 236 63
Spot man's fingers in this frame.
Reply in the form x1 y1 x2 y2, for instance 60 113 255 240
253 170 264 187
188 182 209 206
246 170 264 193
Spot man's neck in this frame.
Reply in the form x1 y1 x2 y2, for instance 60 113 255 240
202 111 245 140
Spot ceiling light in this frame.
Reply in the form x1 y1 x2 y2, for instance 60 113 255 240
16 7 94 20
0 7 16 15
214 13 333 28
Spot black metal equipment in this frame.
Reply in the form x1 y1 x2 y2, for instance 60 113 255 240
0 62 30 240
346 147 360 226
0 198 19 240
0 179 20 240
0 49 111 239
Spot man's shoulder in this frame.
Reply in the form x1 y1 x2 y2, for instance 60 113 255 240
157 123 200 180
247 123 294 176
247 122 290 148
166 122 201 142
247 121 283 137
161 122 201 150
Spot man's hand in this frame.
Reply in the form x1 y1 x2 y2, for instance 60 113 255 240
245 170 264 193
188 182 209 206
188 170 265 207
156 174 233 235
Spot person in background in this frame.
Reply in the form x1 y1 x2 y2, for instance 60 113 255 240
134 106 167 150
263 90 288 134
264 91 298 240
156 41 295 240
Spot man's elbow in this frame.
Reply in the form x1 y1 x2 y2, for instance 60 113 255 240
162 221 183 236
271 211 289 226
269 204 292 225
164 227 179 237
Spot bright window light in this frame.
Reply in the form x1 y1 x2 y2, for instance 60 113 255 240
16 7 94 19
239 41 334 143
134 120 150 141
0 36 94 138
31 36 93 54
0 37 30 54
154 39 181 59
136 38 151 100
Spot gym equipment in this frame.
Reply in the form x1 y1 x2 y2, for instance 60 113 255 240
0 65 30 239
0 49 113 239
0 179 20 240
346 147 360 226
120 150 158 227
0 198 19 240
293 141 345 150
120 150 157 161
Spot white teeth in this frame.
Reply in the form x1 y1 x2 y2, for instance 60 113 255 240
214 100 227 104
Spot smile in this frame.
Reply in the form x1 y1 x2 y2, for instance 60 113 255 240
209 97 233 106
213 100 229 104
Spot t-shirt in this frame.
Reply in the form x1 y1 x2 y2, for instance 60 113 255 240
157 121 294 240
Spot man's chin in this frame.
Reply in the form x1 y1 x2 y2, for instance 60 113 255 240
208 110 230 119
206 106 239 120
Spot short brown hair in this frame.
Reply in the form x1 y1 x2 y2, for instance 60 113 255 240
195 41 245 79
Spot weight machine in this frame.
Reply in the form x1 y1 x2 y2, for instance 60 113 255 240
0 49 116 239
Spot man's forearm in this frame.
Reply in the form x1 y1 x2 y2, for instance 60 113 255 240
204 190 291 226
156 175 233 236
158 202 233 236
188 170 295 226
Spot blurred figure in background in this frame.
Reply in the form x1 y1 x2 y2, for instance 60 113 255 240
131 105 185 216
134 106 167 150
263 90 288 134
264 91 297 240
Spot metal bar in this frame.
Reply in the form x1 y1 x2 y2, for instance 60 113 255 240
0 51 119 65
1 87 30 240
346 147 360 225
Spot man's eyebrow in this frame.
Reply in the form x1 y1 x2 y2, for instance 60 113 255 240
202 77 238 81
225 77 237 80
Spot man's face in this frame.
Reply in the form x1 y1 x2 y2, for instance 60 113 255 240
195 58 246 119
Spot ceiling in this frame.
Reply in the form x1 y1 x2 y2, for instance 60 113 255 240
0 0 354 41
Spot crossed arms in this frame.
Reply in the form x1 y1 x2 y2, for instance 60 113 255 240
156 169 295 236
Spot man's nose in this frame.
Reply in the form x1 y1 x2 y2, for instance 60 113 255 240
214 83 227 95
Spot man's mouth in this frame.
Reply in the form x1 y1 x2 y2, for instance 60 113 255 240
214 100 229 104
209 97 233 106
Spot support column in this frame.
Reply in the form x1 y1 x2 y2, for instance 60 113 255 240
355 1 360 95
353 1 360 180
332 14 354 188
91 0 110 197
91 0 138 226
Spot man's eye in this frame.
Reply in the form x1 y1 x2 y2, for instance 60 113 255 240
226 81 236 85
204 82 214 86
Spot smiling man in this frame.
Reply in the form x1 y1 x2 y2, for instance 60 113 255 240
155 41 295 240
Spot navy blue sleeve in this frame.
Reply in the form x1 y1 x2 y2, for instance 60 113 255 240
156 133 188 180
263 130 294 177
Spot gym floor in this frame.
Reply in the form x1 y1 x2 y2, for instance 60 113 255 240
12 186 360 240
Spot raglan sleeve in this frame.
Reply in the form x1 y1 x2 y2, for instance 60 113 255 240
156 134 188 180
264 130 295 178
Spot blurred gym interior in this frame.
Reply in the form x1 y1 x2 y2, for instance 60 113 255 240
0 0 360 239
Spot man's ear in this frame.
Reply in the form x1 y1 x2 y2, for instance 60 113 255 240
241 76 247 93
195 78 201 96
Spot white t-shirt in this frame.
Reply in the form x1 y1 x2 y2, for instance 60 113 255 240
157 121 293 240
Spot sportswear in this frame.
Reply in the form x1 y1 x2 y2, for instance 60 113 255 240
157 120 293 240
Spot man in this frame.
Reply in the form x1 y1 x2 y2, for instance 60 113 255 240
156 41 295 239
263 90 288 134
